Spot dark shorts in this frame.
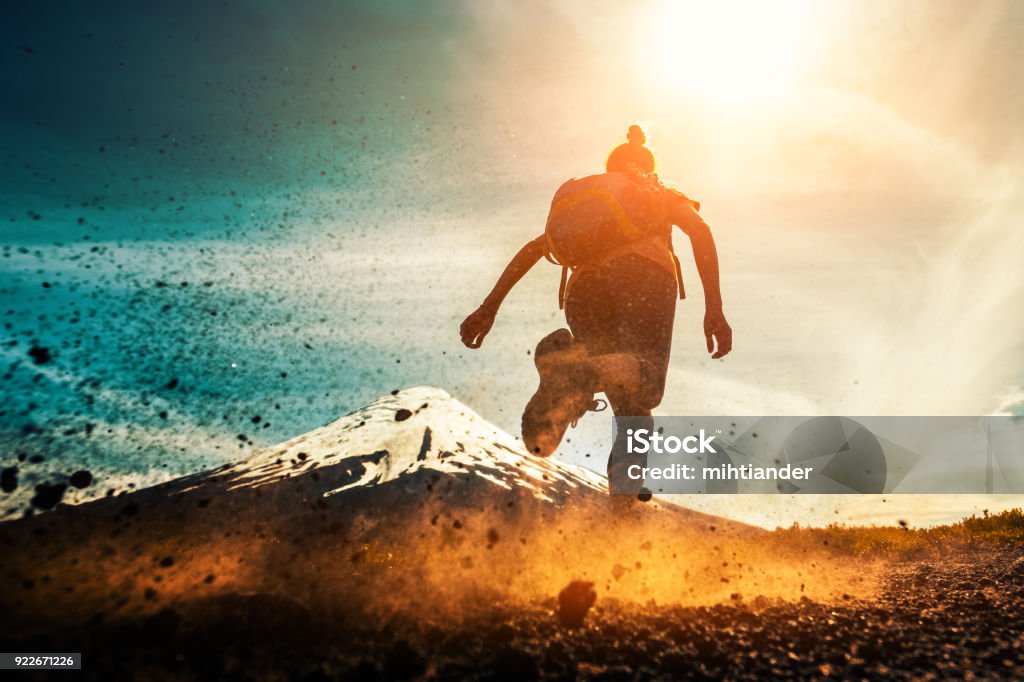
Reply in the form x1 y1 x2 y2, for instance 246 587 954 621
564 254 677 411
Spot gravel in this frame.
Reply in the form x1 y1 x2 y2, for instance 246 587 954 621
2 545 1020 680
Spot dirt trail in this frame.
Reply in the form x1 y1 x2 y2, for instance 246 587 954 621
2 545 1020 680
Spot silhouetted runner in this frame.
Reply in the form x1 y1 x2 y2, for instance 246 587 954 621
460 126 731 491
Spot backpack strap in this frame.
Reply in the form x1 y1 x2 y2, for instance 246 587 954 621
670 246 685 299
558 264 569 310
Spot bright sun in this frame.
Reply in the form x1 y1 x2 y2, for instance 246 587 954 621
642 0 814 101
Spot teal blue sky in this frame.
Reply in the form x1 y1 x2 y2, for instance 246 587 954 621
2 1 1022 525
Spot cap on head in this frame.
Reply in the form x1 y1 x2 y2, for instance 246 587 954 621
606 125 655 174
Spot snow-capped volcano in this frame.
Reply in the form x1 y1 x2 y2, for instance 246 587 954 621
210 386 608 503
0 387 772 640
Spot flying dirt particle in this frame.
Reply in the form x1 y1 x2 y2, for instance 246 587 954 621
28 344 52 365
144 587 158 601
394 408 413 422
558 581 597 628
29 454 45 464
612 564 628 581
204 574 215 584
452 519 462 530
1 467 17 493
159 556 174 568
120 501 140 517
487 528 500 546
416 428 432 461
69 470 93 489
637 488 653 502
30 482 67 510
730 592 743 601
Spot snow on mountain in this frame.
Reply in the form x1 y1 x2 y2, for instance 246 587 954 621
210 386 608 503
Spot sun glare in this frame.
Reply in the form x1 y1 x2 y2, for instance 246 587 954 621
642 0 814 101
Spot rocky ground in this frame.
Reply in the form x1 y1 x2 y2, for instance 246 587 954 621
2 392 1020 680
3 544 1021 681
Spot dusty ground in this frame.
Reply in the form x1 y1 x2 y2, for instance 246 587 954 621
2 544 1021 681
0 397 1019 681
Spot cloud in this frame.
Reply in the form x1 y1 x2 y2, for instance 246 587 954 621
993 387 1024 417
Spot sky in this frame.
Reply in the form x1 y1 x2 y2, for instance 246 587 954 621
1 0 1022 527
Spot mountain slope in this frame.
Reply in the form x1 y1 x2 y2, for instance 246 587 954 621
3 387 863 643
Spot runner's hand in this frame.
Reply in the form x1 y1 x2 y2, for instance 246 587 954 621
460 305 496 349
704 308 732 359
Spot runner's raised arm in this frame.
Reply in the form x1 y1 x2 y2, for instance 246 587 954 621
460 234 546 348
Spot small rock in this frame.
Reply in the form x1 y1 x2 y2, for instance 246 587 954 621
28 344 52 365
30 481 67 510
558 580 596 628
0 467 17 493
